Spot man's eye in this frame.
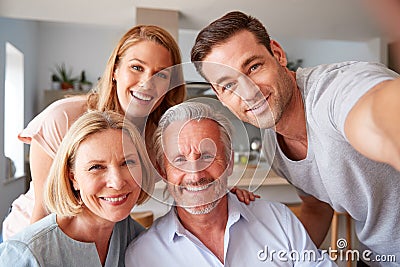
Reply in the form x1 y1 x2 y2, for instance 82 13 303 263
124 159 137 166
88 164 103 171
222 82 236 92
249 63 261 73
201 154 215 161
174 156 187 163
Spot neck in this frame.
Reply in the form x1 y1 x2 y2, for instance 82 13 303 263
127 116 146 133
176 196 228 263
57 211 115 265
275 81 307 142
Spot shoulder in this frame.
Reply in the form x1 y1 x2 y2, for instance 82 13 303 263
9 214 58 244
297 61 393 79
0 214 58 265
0 240 39 266
231 195 295 228
21 96 87 136
19 96 88 154
297 61 398 93
242 197 290 218
40 96 88 123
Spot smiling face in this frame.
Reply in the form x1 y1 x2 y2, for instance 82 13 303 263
70 129 142 223
202 30 294 129
161 119 231 215
113 40 173 118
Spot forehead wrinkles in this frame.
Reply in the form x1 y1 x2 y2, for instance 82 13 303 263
177 138 217 158
163 119 219 156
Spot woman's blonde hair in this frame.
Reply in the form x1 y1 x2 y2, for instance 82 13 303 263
44 111 154 217
88 25 186 128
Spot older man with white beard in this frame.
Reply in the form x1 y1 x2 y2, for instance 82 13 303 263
125 102 336 267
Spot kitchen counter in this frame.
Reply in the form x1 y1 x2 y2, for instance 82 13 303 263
231 163 288 188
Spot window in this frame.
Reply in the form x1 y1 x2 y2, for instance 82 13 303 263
4 42 25 179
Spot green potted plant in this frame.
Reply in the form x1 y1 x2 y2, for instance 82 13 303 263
52 63 77 90
79 70 93 91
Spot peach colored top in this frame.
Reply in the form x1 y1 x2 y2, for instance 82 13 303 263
2 96 88 240
18 96 88 157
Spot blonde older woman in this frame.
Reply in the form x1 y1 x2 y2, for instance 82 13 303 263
0 111 154 266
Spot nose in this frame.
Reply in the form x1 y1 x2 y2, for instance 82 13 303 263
138 72 155 90
235 76 261 102
105 167 126 190
185 166 206 183
182 159 210 179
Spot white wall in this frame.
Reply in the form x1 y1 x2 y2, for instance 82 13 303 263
36 21 126 111
0 17 39 233
179 29 386 80
276 36 385 67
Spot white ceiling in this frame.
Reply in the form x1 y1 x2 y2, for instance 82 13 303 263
0 0 383 41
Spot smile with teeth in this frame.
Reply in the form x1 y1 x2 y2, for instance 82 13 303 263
183 184 211 192
102 194 128 202
130 91 154 102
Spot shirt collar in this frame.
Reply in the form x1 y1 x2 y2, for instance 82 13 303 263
167 193 254 242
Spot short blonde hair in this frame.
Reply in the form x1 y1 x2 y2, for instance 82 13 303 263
88 25 186 127
44 111 154 217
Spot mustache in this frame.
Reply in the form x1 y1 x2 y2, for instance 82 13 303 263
172 177 217 191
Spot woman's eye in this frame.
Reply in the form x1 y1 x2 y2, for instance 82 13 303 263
88 164 103 171
155 71 169 79
131 65 143 71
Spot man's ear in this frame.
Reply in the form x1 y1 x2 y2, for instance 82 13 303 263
270 40 288 67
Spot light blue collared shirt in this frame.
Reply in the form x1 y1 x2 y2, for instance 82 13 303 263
0 213 144 267
125 193 336 266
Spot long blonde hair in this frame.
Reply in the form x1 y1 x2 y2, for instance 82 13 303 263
88 25 186 128
45 111 154 216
